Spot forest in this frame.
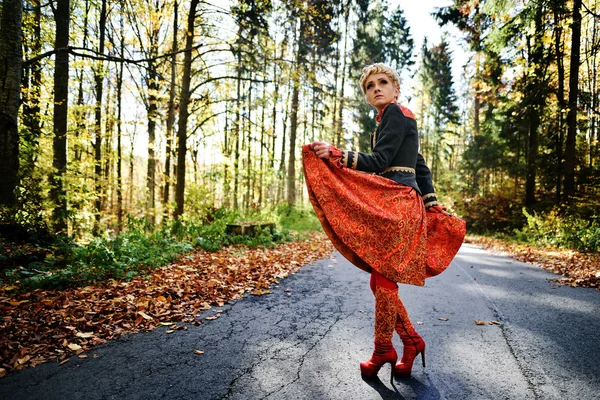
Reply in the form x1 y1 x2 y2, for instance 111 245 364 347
0 0 599 288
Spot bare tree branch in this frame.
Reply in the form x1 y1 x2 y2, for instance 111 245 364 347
23 43 214 67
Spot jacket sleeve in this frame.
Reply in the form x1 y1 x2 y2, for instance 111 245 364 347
337 104 407 172
416 153 438 208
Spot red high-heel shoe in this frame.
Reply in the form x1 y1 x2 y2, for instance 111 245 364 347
393 334 425 377
360 342 398 381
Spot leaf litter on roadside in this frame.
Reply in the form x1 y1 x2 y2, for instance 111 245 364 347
0 233 334 376
465 235 600 290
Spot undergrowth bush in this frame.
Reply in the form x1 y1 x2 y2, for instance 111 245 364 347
276 204 322 233
2 207 313 291
459 191 526 233
515 208 600 253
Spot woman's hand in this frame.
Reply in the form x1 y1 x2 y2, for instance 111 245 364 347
311 141 331 159
427 205 451 216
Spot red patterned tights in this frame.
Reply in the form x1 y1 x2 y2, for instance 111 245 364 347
369 270 417 344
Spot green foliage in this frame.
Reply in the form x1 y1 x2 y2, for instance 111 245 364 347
516 209 600 253
2 208 305 291
275 204 322 233
458 190 527 233
420 38 459 127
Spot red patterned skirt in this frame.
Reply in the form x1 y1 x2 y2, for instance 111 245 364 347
302 145 466 286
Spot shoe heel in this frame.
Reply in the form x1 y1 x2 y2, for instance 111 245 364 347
421 349 426 368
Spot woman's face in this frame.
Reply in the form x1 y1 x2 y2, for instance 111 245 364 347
364 73 399 112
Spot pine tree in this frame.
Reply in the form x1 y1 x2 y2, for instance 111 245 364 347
350 1 414 151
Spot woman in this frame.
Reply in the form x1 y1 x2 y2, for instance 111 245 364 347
302 63 465 381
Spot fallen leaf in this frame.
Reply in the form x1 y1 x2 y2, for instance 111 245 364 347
156 295 167 302
68 343 82 351
9 299 30 306
475 320 486 325
138 311 153 320
439 317 449 321
18 355 31 365
416 321 424 325
488 320 501 325
78 354 88 359
0 368 6 377
165 330 174 334
75 332 95 339
59 359 69 365
194 350 204 355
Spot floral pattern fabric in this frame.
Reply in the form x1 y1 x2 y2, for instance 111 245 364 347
302 145 466 286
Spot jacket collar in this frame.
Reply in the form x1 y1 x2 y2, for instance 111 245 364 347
375 102 398 123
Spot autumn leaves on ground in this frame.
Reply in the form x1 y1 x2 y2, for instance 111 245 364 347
0 235 334 378
465 236 600 289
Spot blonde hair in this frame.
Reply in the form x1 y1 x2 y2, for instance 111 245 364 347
359 63 401 98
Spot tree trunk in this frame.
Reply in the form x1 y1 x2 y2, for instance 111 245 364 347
287 73 300 206
553 1 566 204
233 42 242 210
335 7 350 147
223 102 230 208
74 0 90 164
50 0 70 232
287 19 303 206
245 72 253 210
93 0 107 231
524 3 545 206
311 51 317 143
473 54 481 136
331 40 339 142
22 1 41 174
147 62 158 224
129 133 136 213
0 0 23 207
259 58 267 207
174 0 199 218
564 0 582 199
164 0 178 218
278 77 292 203
116 16 125 231
103 85 113 215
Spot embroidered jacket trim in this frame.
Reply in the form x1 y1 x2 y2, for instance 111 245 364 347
381 166 416 174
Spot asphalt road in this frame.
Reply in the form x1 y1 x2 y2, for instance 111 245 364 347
1 244 599 399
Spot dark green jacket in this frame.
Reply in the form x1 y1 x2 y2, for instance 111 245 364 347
336 103 438 208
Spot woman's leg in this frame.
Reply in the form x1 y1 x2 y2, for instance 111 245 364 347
360 270 398 380
394 296 416 337
394 290 426 376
